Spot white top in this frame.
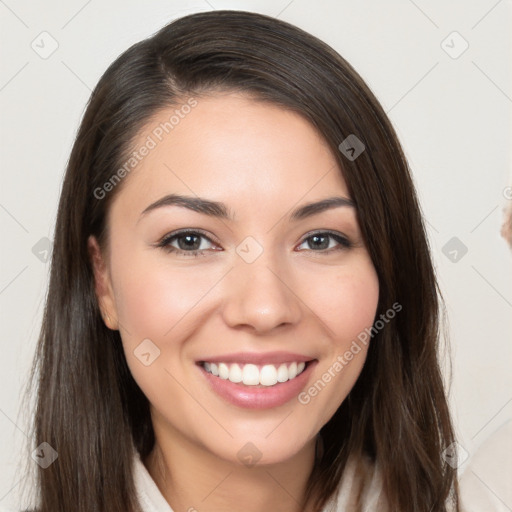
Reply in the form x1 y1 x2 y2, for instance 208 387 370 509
0 452 387 511
1 444 500 511
133 451 387 511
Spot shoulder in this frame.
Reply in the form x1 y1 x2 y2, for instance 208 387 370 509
132 450 175 512
321 453 389 512
0 506 36 512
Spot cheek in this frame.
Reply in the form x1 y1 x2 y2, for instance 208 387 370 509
300 260 379 420
109 253 217 410
308 260 380 345
110 252 218 342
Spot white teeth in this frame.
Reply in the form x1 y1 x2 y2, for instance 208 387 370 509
229 363 243 383
277 364 289 383
242 364 260 385
260 365 278 386
203 361 308 386
218 363 229 380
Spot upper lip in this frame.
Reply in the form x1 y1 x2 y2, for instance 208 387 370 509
197 351 315 366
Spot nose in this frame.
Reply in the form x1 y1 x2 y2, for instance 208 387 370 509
220 251 303 334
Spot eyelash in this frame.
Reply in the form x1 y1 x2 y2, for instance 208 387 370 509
155 229 353 257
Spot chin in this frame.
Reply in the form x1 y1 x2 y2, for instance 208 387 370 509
210 430 315 468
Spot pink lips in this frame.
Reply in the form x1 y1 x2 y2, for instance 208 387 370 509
197 352 317 409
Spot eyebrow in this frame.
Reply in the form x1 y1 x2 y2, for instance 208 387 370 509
139 193 355 222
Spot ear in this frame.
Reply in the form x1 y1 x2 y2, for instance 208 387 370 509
87 235 119 330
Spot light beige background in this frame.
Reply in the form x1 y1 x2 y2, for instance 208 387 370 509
1 0 511 509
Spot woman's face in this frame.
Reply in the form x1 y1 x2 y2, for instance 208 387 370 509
90 91 379 465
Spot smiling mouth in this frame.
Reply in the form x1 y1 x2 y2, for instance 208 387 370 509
199 360 313 387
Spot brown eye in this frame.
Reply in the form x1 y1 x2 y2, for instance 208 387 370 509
157 229 218 257
297 231 352 253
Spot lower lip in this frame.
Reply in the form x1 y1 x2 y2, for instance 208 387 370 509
199 361 317 409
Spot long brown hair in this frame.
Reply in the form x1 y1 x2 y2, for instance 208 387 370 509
23 9 460 512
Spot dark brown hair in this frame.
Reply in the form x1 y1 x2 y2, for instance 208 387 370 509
23 9 460 512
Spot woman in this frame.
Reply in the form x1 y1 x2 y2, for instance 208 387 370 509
15 9 460 512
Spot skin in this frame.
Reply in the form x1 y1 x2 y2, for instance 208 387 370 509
89 91 379 512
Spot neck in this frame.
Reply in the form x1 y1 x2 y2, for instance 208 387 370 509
144 426 318 512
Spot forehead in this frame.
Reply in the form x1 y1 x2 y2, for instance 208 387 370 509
111 92 350 217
